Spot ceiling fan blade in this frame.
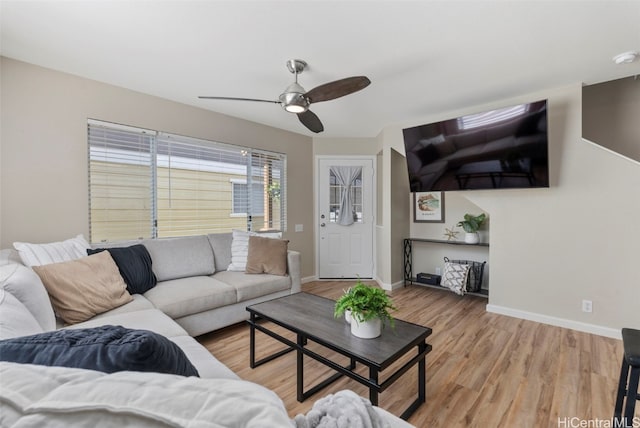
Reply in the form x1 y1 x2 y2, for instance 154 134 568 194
198 96 279 104
298 110 324 133
305 76 371 104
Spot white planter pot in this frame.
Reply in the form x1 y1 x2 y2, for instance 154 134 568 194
350 316 382 339
464 232 480 244
344 309 352 324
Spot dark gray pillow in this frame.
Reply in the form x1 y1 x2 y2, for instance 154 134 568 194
88 245 157 295
0 325 199 377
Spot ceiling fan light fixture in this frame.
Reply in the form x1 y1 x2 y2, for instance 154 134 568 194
279 91 309 113
285 103 307 114
613 51 639 64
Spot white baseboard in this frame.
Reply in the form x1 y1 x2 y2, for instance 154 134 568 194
374 277 405 292
301 275 317 284
486 304 621 339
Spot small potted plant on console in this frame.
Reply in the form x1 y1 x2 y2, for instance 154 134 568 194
334 280 396 339
457 213 487 244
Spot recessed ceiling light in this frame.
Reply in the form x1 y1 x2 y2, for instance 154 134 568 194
613 51 639 64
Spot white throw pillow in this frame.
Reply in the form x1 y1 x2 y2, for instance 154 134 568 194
440 262 470 296
0 289 44 339
13 234 91 267
227 229 282 272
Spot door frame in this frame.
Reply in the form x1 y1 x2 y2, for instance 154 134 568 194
314 155 377 280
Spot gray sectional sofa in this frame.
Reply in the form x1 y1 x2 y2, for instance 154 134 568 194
0 232 301 378
0 233 414 427
104 233 302 336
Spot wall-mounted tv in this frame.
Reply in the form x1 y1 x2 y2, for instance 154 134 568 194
402 100 549 191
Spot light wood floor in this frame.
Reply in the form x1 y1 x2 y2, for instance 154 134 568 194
198 281 624 428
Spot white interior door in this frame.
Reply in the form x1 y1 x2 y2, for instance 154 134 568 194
318 158 374 279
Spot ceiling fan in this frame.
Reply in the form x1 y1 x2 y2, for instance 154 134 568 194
199 59 371 133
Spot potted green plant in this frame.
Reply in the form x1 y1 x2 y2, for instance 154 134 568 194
334 280 396 339
457 213 486 244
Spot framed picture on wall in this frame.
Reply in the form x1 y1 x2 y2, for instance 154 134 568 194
413 191 445 223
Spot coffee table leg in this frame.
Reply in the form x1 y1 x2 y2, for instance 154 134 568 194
249 312 256 368
297 333 304 402
418 342 426 403
369 367 379 406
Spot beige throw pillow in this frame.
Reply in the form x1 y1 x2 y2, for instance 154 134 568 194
245 235 289 276
32 251 133 324
228 229 282 272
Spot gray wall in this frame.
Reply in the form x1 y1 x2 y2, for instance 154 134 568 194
0 57 316 278
583 76 640 163
388 83 640 336
3 55 639 336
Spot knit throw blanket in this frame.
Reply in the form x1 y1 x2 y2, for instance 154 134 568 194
293 390 391 428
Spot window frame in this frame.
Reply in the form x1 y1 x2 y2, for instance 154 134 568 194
88 119 286 243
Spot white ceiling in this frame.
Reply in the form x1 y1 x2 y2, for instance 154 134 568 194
2 1 640 138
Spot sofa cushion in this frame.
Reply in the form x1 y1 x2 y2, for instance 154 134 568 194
143 276 237 319
0 248 22 266
88 244 157 295
13 234 90 267
0 289 44 339
0 263 56 331
143 236 215 281
89 294 155 321
65 308 189 338
213 270 291 302
246 235 289 276
0 325 199 377
207 232 233 272
32 251 133 325
169 335 239 380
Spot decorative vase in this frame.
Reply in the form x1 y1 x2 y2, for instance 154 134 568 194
464 232 480 244
344 309 352 324
350 316 382 339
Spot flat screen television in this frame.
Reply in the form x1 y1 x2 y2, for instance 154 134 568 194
402 100 549 191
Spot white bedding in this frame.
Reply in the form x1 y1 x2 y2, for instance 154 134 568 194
0 362 294 427
0 362 415 428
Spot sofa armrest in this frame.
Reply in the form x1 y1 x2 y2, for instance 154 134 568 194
286 250 301 294
0 249 23 266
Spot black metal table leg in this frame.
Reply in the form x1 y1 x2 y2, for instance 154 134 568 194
369 366 379 407
249 312 256 368
297 333 305 402
418 341 426 402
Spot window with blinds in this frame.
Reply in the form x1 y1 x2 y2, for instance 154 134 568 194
88 122 155 242
88 120 286 243
457 104 529 130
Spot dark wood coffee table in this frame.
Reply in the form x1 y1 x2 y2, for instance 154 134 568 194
246 292 432 420
455 158 534 189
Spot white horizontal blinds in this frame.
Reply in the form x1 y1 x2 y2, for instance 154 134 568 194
457 104 528 130
88 120 286 241
249 150 286 232
88 121 154 242
155 133 249 237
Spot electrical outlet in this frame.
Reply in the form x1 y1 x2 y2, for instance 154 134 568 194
435 267 442 276
582 300 593 313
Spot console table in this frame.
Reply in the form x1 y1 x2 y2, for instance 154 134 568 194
455 159 534 189
403 238 489 297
